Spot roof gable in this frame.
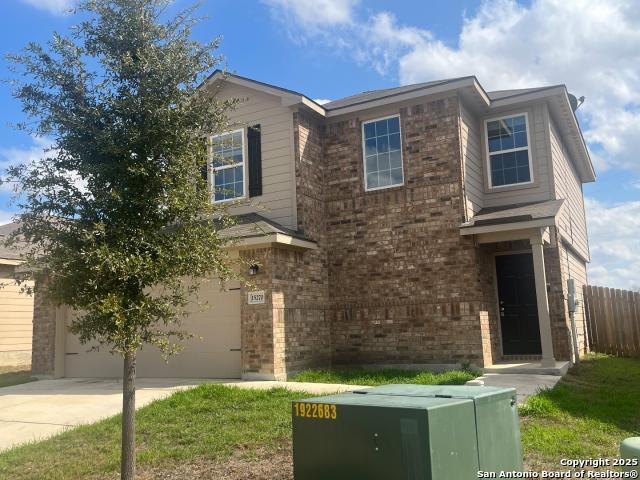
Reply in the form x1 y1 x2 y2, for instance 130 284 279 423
203 70 325 115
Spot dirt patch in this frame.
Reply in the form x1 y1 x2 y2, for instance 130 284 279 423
137 447 293 480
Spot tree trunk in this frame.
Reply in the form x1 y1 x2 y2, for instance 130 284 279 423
121 350 136 480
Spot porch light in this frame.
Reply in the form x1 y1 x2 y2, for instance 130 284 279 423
248 264 259 276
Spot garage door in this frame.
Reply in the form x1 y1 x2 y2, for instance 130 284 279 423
64 280 241 378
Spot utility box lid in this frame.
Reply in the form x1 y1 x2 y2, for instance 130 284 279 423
351 384 516 402
300 389 476 410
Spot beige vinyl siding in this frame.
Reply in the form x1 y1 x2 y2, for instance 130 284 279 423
482 103 553 209
559 242 589 354
215 83 296 229
459 100 484 218
0 265 33 365
550 118 589 260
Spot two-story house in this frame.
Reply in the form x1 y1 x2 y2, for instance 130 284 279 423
31 71 595 380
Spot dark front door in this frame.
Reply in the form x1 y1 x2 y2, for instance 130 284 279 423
495 253 542 355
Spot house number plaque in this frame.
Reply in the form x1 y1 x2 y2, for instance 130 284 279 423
248 290 266 304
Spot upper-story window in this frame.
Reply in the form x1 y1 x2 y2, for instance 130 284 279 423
212 129 245 202
362 115 404 191
485 113 533 188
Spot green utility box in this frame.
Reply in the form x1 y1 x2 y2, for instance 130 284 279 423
292 384 523 480
620 438 640 474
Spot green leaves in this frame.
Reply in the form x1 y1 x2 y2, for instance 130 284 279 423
5 0 238 356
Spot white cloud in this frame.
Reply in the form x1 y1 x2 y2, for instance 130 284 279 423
357 12 432 75
0 137 53 194
313 98 332 105
0 136 52 168
0 137 88 201
267 0 640 174
19 0 74 15
585 198 640 290
263 0 358 31
0 210 15 225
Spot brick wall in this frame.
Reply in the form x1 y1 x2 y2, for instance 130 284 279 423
322 97 494 367
272 247 330 375
476 246 503 362
240 247 277 378
544 242 569 360
31 274 56 376
281 110 331 374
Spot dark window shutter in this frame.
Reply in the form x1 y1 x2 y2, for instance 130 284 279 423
248 124 262 197
200 136 209 183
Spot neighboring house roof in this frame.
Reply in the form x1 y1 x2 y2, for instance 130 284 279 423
0 222 18 236
0 222 22 263
461 199 565 229
1 214 318 265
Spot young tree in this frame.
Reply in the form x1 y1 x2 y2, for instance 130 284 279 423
4 1 237 478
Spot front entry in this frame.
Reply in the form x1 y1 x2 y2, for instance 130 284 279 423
495 253 542 355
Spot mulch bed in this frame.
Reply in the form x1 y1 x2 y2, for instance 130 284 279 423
137 447 293 480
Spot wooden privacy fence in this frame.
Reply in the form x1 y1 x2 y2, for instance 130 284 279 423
583 285 640 357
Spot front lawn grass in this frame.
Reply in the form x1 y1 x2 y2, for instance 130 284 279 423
0 385 304 480
2 355 637 478
520 354 640 470
291 368 476 386
0 367 36 388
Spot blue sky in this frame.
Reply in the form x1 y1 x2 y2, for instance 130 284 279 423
1 0 639 289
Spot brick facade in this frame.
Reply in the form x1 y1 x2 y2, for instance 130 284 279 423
29 92 585 379
251 94 582 376
31 275 57 376
545 242 572 360
321 97 494 367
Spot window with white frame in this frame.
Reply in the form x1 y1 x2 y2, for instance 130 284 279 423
485 113 532 187
362 115 404 190
212 129 245 202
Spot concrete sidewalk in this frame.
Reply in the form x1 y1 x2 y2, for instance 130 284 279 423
467 373 562 404
0 378 365 452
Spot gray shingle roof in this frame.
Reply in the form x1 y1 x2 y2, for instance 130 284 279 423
486 86 560 101
463 199 565 228
323 81 566 111
219 213 312 242
323 76 474 111
0 222 23 260
217 71 567 118
0 222 18 236
1 215 313 260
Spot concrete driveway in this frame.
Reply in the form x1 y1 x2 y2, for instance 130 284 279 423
0 377 363 452
0 378 207 452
